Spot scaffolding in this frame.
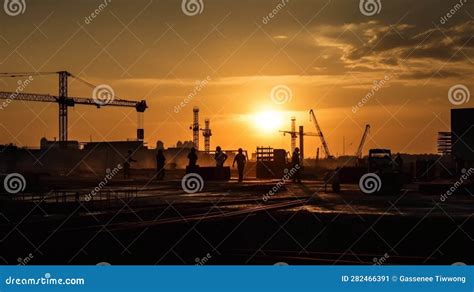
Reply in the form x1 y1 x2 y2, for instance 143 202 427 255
437 132 452 155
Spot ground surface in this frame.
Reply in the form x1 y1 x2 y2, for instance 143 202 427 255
0 177 472 265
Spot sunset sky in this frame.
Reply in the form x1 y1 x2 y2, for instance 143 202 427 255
0 0 473 155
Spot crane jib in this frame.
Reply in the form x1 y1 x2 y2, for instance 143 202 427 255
0 91 147 112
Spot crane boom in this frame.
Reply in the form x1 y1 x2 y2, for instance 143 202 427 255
355 124 370 159
309 109 332 158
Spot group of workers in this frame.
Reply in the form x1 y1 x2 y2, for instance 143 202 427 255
123 146 252 182
183 146 248 182
121 147 405 191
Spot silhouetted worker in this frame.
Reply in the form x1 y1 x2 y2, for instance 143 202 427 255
187 147 198 169
215 146 228 167
156 149 166 180
124 150 137 179
233 148 247 182
292 147 302 183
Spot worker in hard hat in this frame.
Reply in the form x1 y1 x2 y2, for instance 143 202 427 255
124 150 137 179
233 148 247 182
187 147 198 171
215 146 228 167
292 147 302 183
156 149 166 180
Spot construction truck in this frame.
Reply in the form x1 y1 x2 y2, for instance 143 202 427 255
365 149 404 195
335 148 405 195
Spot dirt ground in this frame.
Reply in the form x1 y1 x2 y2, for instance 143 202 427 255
0 176 472 265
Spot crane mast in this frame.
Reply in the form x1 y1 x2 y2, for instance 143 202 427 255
58 71 69 142
309 109 332 158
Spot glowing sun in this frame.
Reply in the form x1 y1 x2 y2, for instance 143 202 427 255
252 111 285 133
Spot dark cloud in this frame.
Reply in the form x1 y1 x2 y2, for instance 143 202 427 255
339 20 474 64
398 70 462 80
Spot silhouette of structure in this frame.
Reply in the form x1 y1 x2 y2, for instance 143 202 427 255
451 108 474 170
356 124 371 159
291 116 296 152
280 116 298 153
309 109 333 159
202 119 212 152
299 126 305 163
280 117 318 162
191 107 200 150
0 71 147 143
189 107 213 152
437 132 452 156
255 147 287 178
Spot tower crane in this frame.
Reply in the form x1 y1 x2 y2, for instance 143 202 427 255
279 116 318 153
201 118 212 153
355 124 370 159
0 71 147 143
309 109 333 159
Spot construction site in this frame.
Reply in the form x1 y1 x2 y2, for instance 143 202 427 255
0 0 473 267
0 70 472 266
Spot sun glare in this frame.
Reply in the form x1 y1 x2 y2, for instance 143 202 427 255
252 111 285 133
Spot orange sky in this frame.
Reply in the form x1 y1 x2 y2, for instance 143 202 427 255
0 0 472 155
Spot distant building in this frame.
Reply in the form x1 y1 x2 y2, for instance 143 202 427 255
40 137 79 150
176 140 194 148
451 108 474 168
